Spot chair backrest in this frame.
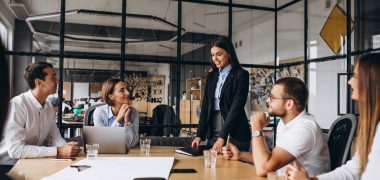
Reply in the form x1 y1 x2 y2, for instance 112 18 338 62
84 103 106 126
143 136 194 147
150 104 181 136
327 114 357 170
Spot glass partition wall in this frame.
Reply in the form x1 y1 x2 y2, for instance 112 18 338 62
180 2 228 135
4 0 377 137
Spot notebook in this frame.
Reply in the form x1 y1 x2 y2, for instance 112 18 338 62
174 145 211 156
83 126 127 154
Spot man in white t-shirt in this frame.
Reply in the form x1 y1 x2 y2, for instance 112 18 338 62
222 77 330 177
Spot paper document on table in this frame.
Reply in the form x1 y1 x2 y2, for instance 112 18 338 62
43 157 174 180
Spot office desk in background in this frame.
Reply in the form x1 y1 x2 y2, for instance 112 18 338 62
8 146 267 180
57 113 84 138
57 113 155 138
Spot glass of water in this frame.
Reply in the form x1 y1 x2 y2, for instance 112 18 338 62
86 143 99 160
140 139 151 155
203 149 217 168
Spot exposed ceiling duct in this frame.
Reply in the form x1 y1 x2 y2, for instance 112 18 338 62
25 9 186 44
8 2 29 20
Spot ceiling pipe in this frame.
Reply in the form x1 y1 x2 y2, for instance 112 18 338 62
25 9 186 44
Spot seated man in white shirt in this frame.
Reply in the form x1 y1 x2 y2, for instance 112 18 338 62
222 77 330 177
0 62 81 165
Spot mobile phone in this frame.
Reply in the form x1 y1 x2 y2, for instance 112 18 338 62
170 168 197 173
55 157 76 160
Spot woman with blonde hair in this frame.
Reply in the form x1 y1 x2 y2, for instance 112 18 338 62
93 78 139 148
285 53 380 179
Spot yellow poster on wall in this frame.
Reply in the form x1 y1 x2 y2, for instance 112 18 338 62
320 4 355 54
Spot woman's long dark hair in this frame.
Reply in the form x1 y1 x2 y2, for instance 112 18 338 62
210 37 241 71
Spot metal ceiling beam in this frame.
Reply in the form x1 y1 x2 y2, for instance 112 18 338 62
7 47 380 67
276 0 302 11
177 0 275 11
4 50 278 69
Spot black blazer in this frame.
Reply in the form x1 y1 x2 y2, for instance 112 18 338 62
196 66 251 142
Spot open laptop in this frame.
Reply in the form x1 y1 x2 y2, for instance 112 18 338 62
83 126 127 154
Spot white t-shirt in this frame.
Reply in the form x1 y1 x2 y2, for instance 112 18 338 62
276 111 330 177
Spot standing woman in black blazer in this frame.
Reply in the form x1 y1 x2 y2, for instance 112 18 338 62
191 37 251 153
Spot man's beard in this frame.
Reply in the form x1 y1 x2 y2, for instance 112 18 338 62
268 108 286 118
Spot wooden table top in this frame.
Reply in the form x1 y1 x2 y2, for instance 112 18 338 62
8 146 267 180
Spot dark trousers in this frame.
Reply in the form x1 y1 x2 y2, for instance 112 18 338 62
207 110 251 151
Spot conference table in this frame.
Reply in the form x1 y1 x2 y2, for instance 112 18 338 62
8 146 268 180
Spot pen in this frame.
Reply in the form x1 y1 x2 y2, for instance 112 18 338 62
51 158 72 162
70 165 91 172
54 157 76 160
226 134 231 147
70 165 91 168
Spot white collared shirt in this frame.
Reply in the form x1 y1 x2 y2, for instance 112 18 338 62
276 111 330 176
214 64 232 110
0 90 66 165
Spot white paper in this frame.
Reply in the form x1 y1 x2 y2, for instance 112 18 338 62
43 157 174 180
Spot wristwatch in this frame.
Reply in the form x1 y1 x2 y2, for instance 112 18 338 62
251 130 263 138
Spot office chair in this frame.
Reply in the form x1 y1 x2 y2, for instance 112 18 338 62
327 114 357 170
150 104 181 136
84 103 106 126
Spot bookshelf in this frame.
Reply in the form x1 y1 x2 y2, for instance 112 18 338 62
180 77 205 133
185 77 205 101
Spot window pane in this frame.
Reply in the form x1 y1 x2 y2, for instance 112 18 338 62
352 0 380 52
179 64 209 135
233 7 275 65
182 2 228 62
0 20 7 47
308 0 352 59
308 59 348 129
278 1 304 64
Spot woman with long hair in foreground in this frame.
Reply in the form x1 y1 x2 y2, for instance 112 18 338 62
285 53 380 180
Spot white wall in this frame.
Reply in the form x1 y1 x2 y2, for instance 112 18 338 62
73 82 89 100
232 0 350 128
308 61 347 129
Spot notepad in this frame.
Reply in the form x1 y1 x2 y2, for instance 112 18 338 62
43 157 174 180
175 145 210 156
